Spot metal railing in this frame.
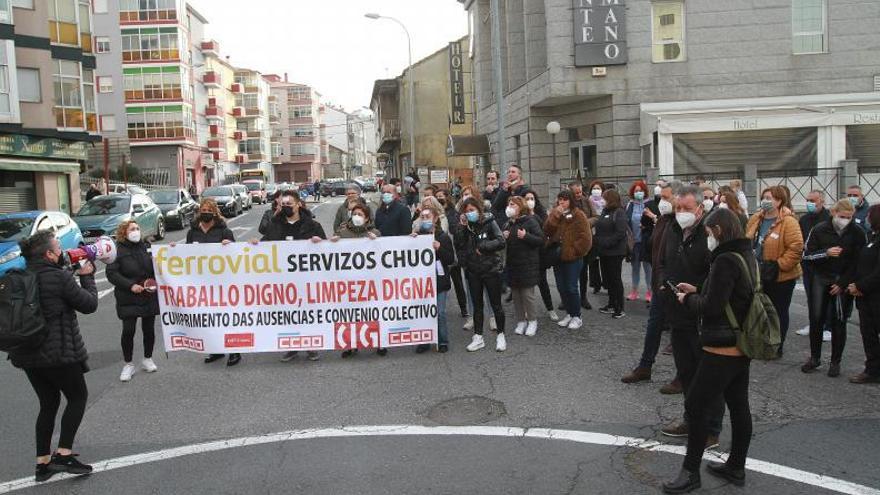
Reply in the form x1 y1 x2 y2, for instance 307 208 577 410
757 168 841 212
858 166 880 206
659 171 744 193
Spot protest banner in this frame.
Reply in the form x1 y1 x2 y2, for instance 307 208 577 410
153 236 438 354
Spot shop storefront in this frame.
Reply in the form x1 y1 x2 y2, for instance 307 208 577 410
0 134 87 214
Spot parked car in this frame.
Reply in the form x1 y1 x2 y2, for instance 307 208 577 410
231 184 253 210
201 186 243 217
107 183 148 195
242 180 267 204
355 178 377 193
0 211 84 276
265 183 278 198
74 194 165 243
321 180 360 197
148 189 198 230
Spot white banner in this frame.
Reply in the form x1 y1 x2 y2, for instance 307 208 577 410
153 236 438 354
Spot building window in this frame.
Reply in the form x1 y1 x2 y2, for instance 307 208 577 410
290 144 315 156
0 43 11 114
82 68 96 131
48 0 79 46
93 0 107 13
101 114 116 131
121 27 180 62
292 126 314 137
0 0 11 24
53 59 83 129
238 139 263 155
79 1 92 53
123 66 181 101
12 0 35 9
17 68 40 102
234 93 259 109
97 75 113 93
119 0 177 23
292 106 312 119
793 0 827 54
651 2 685 63
95 36 110 53
126 104 194 141
287 87 310 101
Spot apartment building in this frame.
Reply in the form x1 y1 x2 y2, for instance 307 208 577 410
200 38 237 184
232 66 271 180
265 74 324 183
92 0 212 190
0 0 101 214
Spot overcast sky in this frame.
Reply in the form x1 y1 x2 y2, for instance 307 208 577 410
187 0 469 112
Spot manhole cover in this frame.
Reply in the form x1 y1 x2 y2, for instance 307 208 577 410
426 396 506 426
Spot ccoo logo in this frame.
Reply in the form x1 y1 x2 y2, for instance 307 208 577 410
334 321 380 350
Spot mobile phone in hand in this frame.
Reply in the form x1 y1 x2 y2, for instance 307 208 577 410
665 280 682 294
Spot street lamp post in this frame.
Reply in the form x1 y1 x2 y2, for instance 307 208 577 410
546 121 561 172
365 13 416 174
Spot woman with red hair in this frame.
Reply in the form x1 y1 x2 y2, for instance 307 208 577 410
625 180 652 302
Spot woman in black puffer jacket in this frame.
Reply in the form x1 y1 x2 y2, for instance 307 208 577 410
107 220 160 382
10 230 98 481
662 208 754 493
503 196 545 337
594 189 629 318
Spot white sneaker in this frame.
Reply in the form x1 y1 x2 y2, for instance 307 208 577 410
141 358 158 373
467 334 485 352
514 321 527 335
525 321 538 337
558 315 573 327
119 363 135 382
548 310 560 322
567 317 583 330
463 317 474 331
495 333 507 352
796 326 810 336
489 317 498 331
823 330 832 342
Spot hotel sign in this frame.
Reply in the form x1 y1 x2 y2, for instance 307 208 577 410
574 0 627 67
0 134 88 161
449 41 466 124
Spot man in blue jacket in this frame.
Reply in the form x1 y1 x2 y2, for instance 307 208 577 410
847 185 871 233
376 184 412 237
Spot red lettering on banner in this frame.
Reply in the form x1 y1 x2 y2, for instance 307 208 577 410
381 277 435 302
307 280 378 304
388 329 434 345
334 321 380 350
277 335 324 350
170 335 205 351
224 333 255 348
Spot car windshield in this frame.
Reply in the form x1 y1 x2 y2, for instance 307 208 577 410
244 182 262 191
0 217 35 242
148 191 179 204
203 187 232 197
77 197 131 216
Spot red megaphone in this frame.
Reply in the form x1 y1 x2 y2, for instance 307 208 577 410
65 236 118 267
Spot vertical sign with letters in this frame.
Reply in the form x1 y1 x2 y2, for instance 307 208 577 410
573 0 627 67
449 41 466 124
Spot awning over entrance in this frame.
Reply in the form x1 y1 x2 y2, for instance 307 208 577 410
0 158 80 174
447 135 490 156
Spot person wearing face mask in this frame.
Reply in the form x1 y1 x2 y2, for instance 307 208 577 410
107 220 160 382
455 186 497 332
662 208 756 493
412 196 449 233
595 189 629 319
655 186 724 445
625 180 653 303
455 198 507 351
375 184 412 237
491 164 529 225
717 191 748 229
10 230 97 482
797 190 832 339
846 185 871 233
502 197 545 337
333 185 367 233
847 204 880 384
801 199 865 377
410 207 455 353
436 189 470 320
259 190 284 236
184 199 238 366
544 190 592 330
745 186 803 357
586 180 607 298
701 187 717 215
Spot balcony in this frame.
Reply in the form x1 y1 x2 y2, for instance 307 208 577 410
202 71 222 89
201 40 220 57
206 103 224 122
207 139 222 151
244 86 260 94
230 83 244 94
269 113 281 124
233 130 248 141
235 154 249 164
377 118 401 153
212 151 224 161
209 124 221 137
232 107 246 118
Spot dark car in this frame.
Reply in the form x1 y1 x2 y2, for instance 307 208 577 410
148 189 198 229
201 186 243 217
356 178 377 193
321 180 359 197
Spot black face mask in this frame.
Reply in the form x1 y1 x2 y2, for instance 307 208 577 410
281 206 295 217
199 212 214 223
54 251 68 268
437 199 446 206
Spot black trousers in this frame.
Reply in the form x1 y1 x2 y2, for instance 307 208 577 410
589 256 603 292
449 265 469 316
683 353 752 472
599 255 625 312
857 303 880 377
538 268 554 311
808 276 853 364
763 279 796 347
24 365 88 457
122 315 156 363
466 271 505 335
671 328 724 436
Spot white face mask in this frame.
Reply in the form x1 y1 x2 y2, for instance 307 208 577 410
591 189 602 198
706 234 719 252
654 186 662 196
351 215 365 227
718 202 729 210
658 199 673 215
127 230 141 243
833 216 851 231
702 199 715 212
505 206 518 218
676 211 697 229
526 199 536 210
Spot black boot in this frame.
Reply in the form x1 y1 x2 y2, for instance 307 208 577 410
706 462 745 487
226 353 241 366
204 354 224 364
662 469 700 494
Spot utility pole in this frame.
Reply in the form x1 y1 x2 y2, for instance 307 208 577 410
490 0 506 173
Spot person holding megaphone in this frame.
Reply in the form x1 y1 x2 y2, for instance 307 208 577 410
107 220 160 382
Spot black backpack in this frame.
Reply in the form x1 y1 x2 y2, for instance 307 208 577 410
0 269 47 353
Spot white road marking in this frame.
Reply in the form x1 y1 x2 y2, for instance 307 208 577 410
97 288 114 300
229 226 251 233
0 425 875 494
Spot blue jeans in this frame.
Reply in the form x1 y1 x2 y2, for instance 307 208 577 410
638 295 667 369
554 258 584 318
630 242 652 291
437 290 449 346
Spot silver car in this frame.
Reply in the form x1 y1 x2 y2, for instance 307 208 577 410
231 184 252 210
